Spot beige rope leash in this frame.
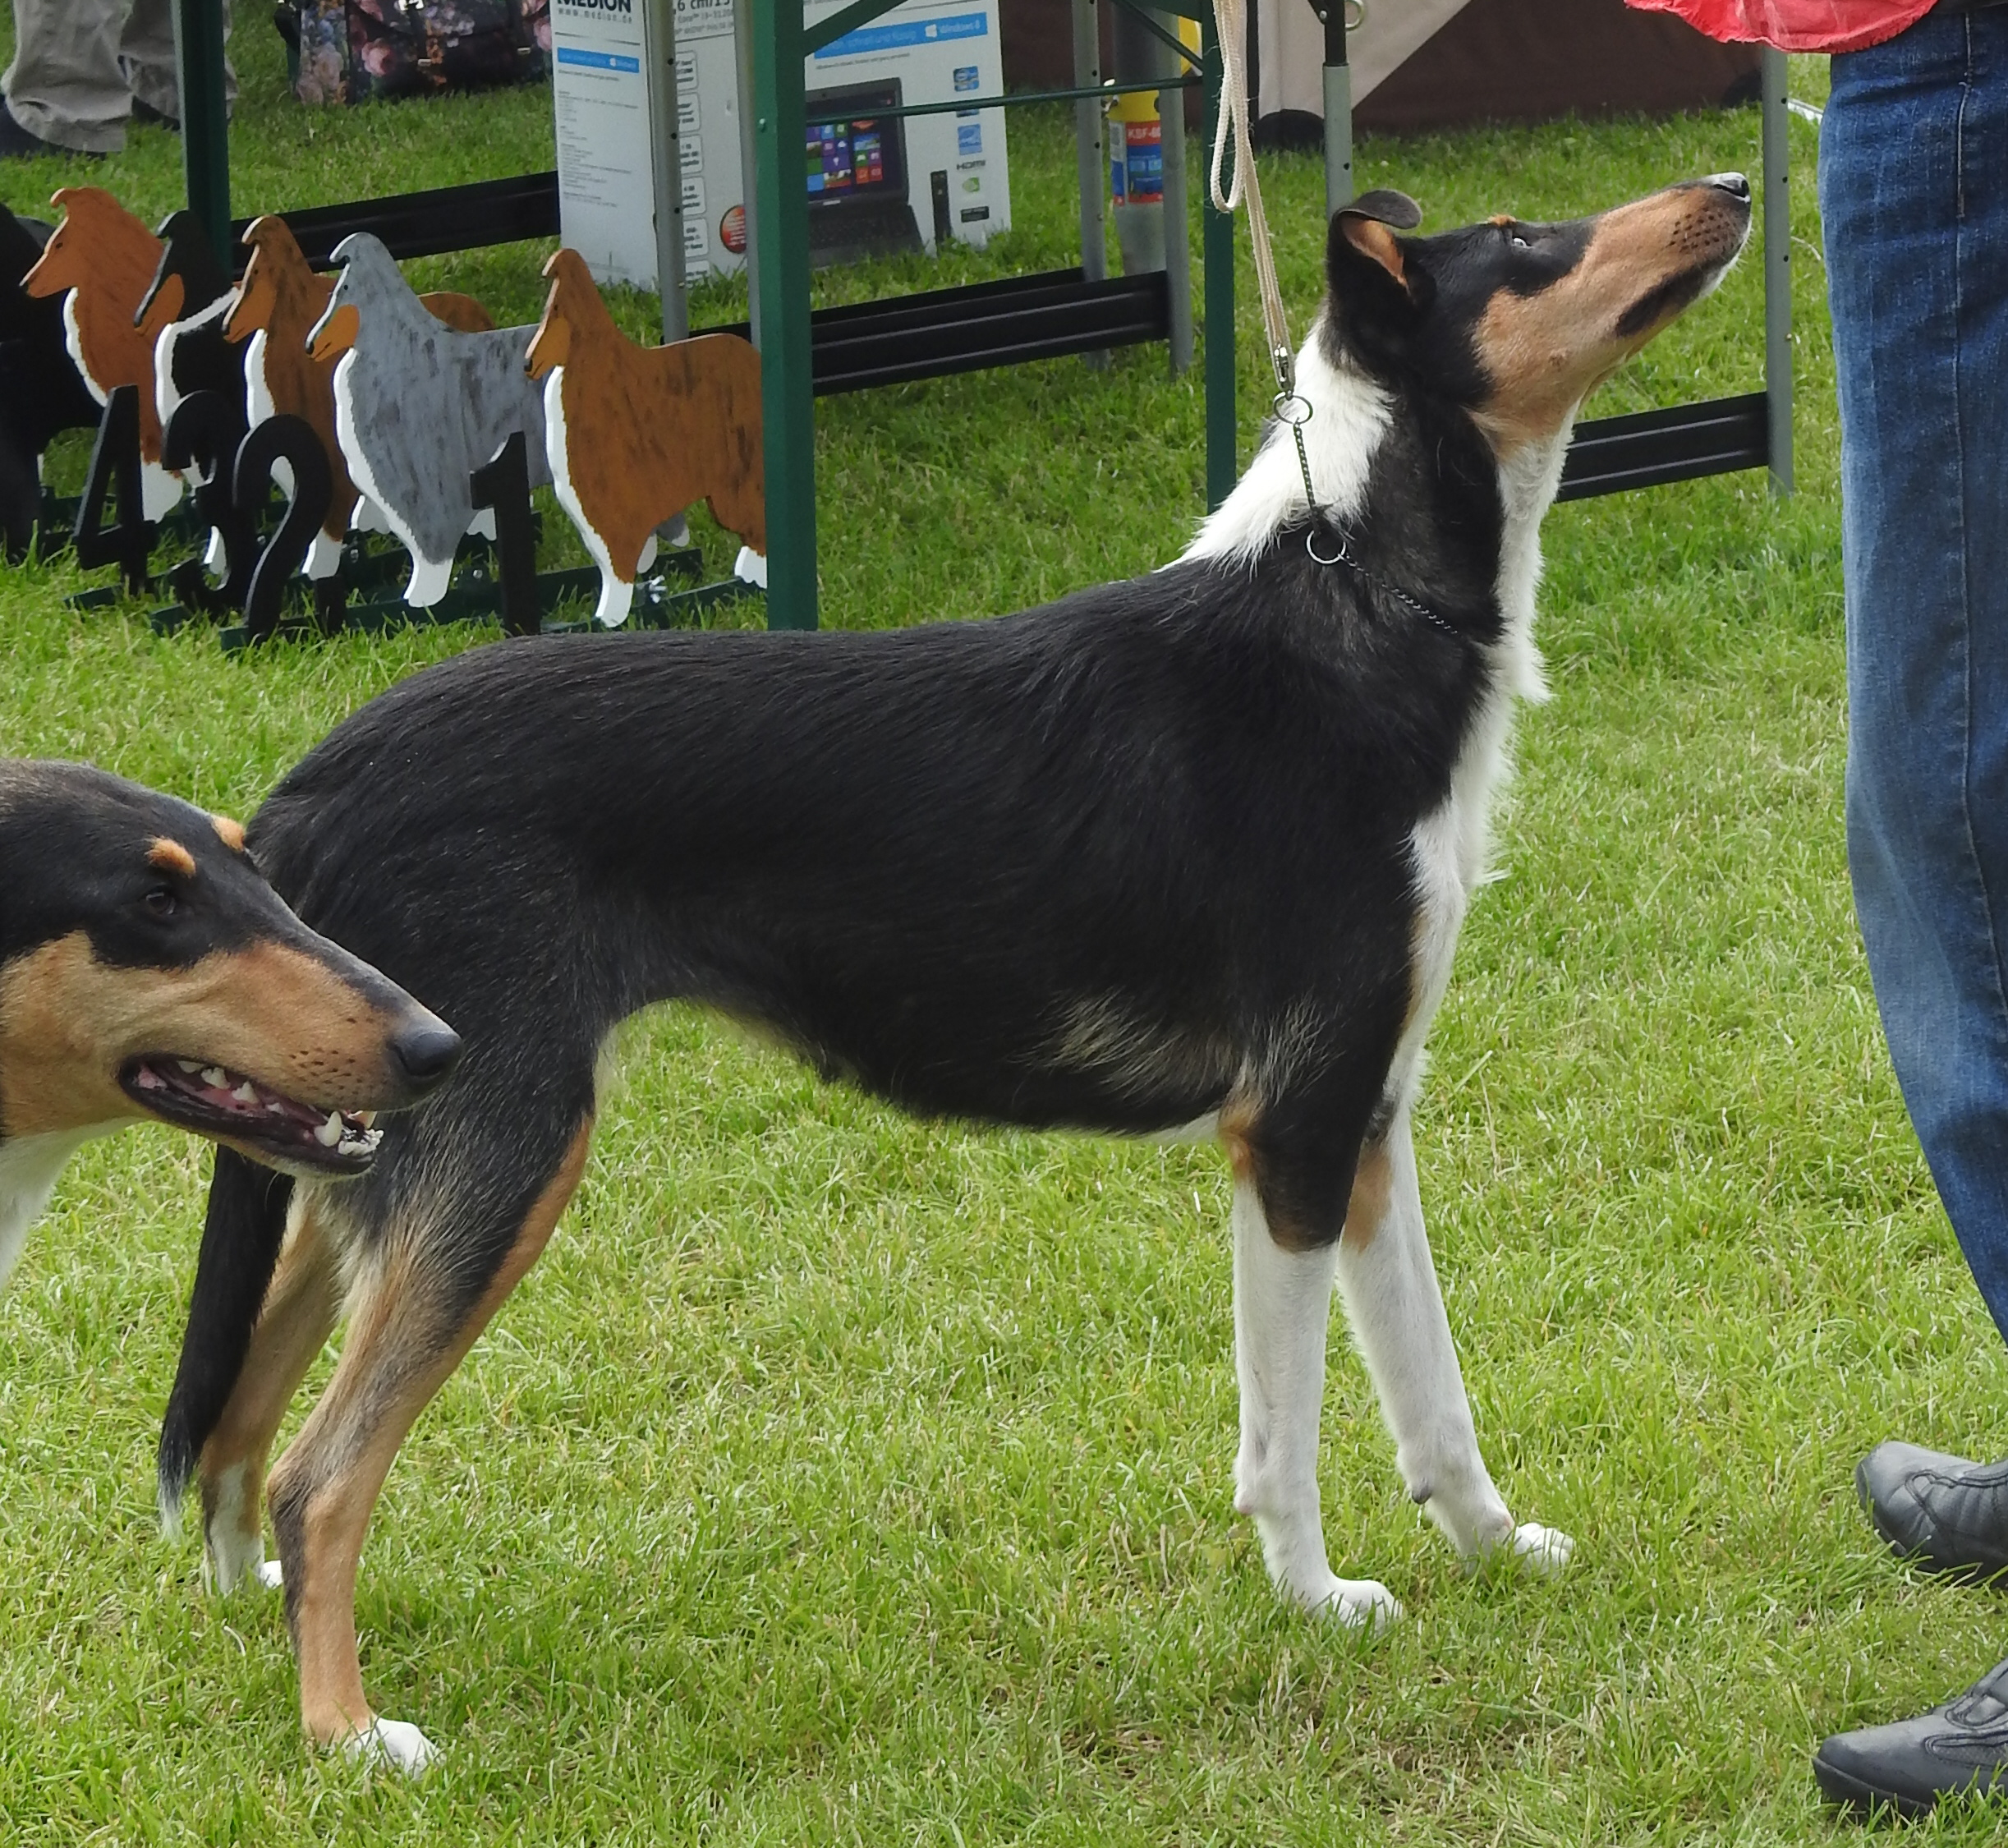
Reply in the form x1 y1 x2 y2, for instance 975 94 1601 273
1206 0 1319 515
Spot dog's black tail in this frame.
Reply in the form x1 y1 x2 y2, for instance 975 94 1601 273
156 1149 292 1533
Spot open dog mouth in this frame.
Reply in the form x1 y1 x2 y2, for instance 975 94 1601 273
119 1055 384 1173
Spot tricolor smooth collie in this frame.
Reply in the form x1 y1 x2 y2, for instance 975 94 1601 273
0 760 461 1291
156 176 1753 1772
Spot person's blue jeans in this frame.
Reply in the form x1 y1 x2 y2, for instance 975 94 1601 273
1824 8 2008 1344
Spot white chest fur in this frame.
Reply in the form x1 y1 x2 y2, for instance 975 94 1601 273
1180 321 1574 1110
0 1128 106 1290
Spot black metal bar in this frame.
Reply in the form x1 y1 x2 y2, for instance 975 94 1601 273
711 269 1170 393
1556 392 1768 502
234 172 563 268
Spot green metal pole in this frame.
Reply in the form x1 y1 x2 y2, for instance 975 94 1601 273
1202 20 1236 509
749 0 818 629
172 0 232 270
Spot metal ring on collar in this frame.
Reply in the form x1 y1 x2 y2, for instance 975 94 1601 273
1273 391 1314 427
1306 526 1344 567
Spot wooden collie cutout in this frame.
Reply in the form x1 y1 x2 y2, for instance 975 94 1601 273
0 206 99 556
22 187 183 520
527 248 766 628
225 216 495 581
306 233 539 607
140 212 245 577
142 211 241 440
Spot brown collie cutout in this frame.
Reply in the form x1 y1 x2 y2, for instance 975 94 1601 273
227 215 496 545
22 188 173 464
528 247 765 626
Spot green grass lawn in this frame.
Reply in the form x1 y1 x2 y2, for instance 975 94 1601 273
0 24 1995 1845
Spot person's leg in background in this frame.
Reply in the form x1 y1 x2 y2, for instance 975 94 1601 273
1815 7 2008 1820
1 0 132 154
0 0 237 157
116 0 236 131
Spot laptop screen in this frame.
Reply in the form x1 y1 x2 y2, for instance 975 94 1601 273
805 81 908 206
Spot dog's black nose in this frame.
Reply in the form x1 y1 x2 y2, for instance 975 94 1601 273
1709 172 1752 201
391 1019 462 1090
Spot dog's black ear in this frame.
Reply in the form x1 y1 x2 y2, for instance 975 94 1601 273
1330 191 1422 292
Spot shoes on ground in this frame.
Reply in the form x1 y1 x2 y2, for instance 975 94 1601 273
1857 1441 2008 1582
1817 1656 2008 1819
0 99 69 160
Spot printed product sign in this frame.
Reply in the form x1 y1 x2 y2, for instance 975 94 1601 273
553 0 1010 292
550 0 659 288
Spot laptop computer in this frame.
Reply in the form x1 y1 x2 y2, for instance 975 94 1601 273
805 79 926 267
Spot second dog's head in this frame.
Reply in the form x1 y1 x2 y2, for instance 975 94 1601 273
0 761 461 1181
1322 176 1752 459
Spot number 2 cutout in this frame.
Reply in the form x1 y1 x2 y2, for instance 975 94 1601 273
233 414 331 642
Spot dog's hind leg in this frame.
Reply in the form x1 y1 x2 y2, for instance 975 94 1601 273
1231 1167 1404 1629
265 1119 592 1773
1333 1107 1571 1574
199 1190 343 1596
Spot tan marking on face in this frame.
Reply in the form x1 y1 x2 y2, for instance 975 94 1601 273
211 813 246 853
1470 185 1748 456
148 836 197 877
1341 1141 1393 1250
280 1120 593 1747
0 931 407 1139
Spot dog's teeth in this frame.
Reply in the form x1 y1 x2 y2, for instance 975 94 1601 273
135 1067 164 1090
176 1059 204 1073
356 1110 376 1128
314 1112 343 1147
232 1082 260 1104
201 1067 227 1087
267 1100 288 1115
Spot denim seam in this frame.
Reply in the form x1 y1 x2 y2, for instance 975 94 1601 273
1948 28 2008 1050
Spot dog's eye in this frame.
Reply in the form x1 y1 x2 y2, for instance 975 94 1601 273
143 885 179 920
1508 228 1532 250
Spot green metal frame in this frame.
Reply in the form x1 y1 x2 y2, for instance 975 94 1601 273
752 0 1234 628
171 0 1237 633
171 0 232 269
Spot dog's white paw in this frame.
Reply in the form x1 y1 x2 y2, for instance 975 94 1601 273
254 1558 285 1590
342 1717 439 1776
1505 1521 1573 1574
1309 1576 1404 1630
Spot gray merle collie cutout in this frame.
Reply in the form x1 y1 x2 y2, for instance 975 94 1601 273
154 176 1753 1772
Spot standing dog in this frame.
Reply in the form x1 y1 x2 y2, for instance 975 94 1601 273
0 760 462 1285
526 248 767 627
159 177 1753 1772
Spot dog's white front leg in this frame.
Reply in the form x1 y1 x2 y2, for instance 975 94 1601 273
1232 1180 1401 1628
1333 1112 1570 1573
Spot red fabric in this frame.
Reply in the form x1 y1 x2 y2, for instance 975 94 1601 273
1624 0 1933 52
